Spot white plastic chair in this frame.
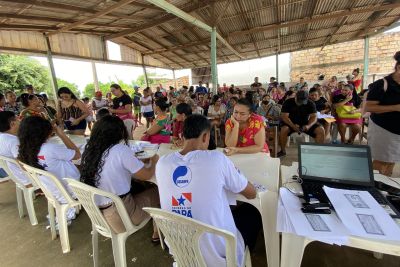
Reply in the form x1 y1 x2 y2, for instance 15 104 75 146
288 132 311 146
19 162 80 253
123 119 136 140
228 153 281 267
64 178 151 267
143 207 252 267
0 155 38 225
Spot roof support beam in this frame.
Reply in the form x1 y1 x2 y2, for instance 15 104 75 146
135 32 189 68
320 16 348 50
47 0 136 36
142 23 361 56
301 0 319 49
105 0 221 40
0 23 114 34
353 4 395 39
142 0 243 59
320 1 359 50
144 39 210 55
228 2 400 38
0 13 132 29
276 0 281 53
0 0 156 20
214 0 232 26
236 0 260 57
157 25 210 65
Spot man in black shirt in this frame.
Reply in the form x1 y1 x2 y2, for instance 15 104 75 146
278 91 325 157
154 86 163 100
250 77 262 89
309 87 331 140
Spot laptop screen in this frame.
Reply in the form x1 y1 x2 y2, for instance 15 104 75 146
298 143 374 186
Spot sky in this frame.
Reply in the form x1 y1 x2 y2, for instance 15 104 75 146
30 24 400 93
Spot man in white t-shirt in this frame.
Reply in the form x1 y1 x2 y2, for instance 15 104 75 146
0 111 31 185
156 114 260 267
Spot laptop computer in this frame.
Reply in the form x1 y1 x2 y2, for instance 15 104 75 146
298 143 400 216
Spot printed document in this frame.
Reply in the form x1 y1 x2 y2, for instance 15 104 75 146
279 188 348 245
323 186 400 241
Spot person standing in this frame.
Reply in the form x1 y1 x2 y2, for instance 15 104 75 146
132 85 143 125
349 68 363 95
295 77 308 91
195 81 208 94
4 91 22 115
250 77 262 90
92 91 108 115
108 84 134 121
57 87 90 135
140 87 154 128
365 51 400 176
267 77 279 94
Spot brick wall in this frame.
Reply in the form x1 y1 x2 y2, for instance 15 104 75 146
290 31 400 84
162 76 189 89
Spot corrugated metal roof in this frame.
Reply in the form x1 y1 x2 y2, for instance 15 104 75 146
0 0 399 69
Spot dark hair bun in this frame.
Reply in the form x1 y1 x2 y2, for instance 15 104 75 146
394 51 400 62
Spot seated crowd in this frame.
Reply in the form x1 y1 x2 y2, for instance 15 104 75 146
1 51 400 265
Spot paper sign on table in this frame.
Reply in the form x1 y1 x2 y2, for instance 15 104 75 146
323 186 400 241
279 188 349 245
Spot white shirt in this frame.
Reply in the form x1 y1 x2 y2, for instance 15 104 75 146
0 133 31 185
38 143 80 203
208 104 226 117
97 144 144 206
156 150 248 267
92 98 108 109
193 106 204 115
140 96 153 113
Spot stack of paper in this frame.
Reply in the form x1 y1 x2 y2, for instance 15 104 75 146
317 112 334 119
278 188 349 245
323 186 400 241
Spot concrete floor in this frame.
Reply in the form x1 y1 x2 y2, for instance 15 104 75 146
1 123 400 267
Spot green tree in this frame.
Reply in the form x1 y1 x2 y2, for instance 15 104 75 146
83 83 95 98
0 54 51 96
56 78 81 98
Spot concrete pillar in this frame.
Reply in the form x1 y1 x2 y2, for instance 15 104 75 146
211 27 218 94
141 54 149 88
276 53 279 81
173 69 177 89
91 62 100 92
44 34 59 109
363 36 369 89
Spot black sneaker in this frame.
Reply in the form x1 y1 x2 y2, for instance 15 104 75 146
277 151 287 157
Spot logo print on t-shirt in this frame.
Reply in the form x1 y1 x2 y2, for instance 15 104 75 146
171 193 192 218
172 166 192 188
38 155 48 168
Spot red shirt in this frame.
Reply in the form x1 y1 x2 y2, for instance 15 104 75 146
172 120 184 138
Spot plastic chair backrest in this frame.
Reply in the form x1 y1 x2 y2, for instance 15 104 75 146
64 178 135 237
123 119 136 138
143 207 238 267
0 155 30 187
228 153 280 192
18 162 76 207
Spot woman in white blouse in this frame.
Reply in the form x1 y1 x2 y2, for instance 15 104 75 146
80 115 160 241
208 95 226 127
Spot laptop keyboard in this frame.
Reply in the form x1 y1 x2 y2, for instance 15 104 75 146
301 182 387 205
